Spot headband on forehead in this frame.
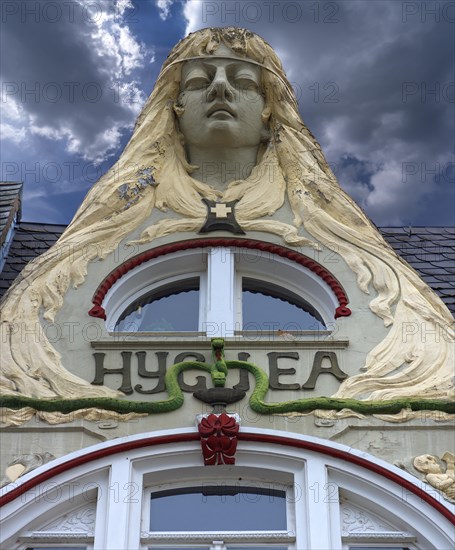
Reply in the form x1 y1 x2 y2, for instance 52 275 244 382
161 56 294 93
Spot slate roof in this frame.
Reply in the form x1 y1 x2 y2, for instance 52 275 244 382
0 223 454 315
0 182 22 245
0 222 66 300
379 227 454 315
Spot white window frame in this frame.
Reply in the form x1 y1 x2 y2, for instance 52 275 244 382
18 545 92 550
104 249 208 332
1 429 453 550
104 247 337 336
11 475 102 550
344 546 417 550
141 477 296 548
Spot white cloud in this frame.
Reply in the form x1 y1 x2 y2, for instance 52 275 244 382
1 91 30 144
367 161 414 224
1 0 150 164
30 124 66 141
157 0 175 21
183 0 201 33
85 4 148 78
0 122 27 145
0 91 27 123
113 81 147 116
116 0 135 16
73 126 125 165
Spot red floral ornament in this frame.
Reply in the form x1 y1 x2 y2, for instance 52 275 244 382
198 413 239 466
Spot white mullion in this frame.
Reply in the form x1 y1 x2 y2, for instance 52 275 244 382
327 468 343 550
204 247 235 336
305 456 334 549
93 472 109 550
199 269 208 332
102 458 134 550
234 263 243 330
293 467 308 549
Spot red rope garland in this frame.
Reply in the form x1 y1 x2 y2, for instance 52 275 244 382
88 238 351 320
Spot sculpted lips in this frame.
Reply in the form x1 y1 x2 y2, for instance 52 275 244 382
207 103 236 118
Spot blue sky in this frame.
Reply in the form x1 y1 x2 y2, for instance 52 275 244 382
1 0 454 226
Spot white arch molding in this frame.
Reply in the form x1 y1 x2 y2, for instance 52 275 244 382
1 428 453 550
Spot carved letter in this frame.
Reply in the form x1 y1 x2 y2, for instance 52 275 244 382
234 352 251 391
134 351 167 394
302 351 347 389
92 352 133 394
175 352 208 392
268 352 300 390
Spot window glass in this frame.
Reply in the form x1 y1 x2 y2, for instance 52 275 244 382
149 487 287 532
242 279 326 331
148 548 289 550
115 279 199 331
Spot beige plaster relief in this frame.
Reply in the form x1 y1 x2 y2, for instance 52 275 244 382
0 28 453 425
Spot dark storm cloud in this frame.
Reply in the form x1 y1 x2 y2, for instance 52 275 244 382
1 0 148 163
185 0 455 225
0 0 151 221
1 0 453 225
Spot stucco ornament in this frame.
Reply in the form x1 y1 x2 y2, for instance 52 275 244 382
413 452 455 502
0 28 453 423
0 452 55 488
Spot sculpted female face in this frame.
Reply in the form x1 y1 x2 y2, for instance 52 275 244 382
177 44 267 150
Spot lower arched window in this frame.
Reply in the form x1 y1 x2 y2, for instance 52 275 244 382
2 432 452 550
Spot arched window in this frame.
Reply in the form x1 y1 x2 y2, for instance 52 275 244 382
102 245 343 335
116 278 200 332
1 430 451 550
242 278 326 331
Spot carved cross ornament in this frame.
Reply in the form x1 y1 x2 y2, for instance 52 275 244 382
199 199 245 234
211 203 232 218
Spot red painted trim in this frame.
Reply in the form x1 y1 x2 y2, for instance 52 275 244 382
238 433 455 524
1 431 453 525
0 433 197 507
88 238 351 320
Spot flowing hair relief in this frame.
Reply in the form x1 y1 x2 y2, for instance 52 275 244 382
0 28 453 420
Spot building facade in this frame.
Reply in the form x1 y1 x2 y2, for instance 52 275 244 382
1 28 454 550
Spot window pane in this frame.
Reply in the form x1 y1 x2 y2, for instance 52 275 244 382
150 487 287 531
242 279 326 331
148 545 290 549
116 280 199 332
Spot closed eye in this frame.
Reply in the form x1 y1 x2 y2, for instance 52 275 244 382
234 77 260 91
184 77 210 90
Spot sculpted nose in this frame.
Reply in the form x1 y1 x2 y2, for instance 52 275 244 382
207 68 234 101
